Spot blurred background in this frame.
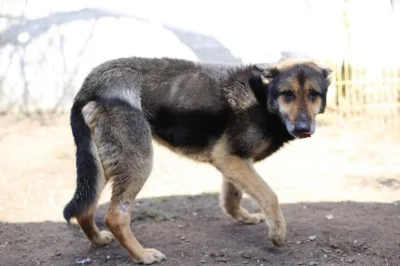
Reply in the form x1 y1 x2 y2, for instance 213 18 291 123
0 1 400 265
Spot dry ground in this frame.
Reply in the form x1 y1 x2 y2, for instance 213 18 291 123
0 114 399 266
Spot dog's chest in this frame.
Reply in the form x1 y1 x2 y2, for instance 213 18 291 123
250 138 272 160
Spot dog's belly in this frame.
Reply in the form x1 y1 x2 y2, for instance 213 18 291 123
146 108 226 163
144 102 228 163
152 134 212 162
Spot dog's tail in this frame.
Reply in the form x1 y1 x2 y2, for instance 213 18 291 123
63 100 104 223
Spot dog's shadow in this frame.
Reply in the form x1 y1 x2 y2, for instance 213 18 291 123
94 193 269 248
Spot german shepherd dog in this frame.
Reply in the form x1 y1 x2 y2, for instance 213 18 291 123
63 56 331 264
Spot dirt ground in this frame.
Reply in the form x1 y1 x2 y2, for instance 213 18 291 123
0 114 400 266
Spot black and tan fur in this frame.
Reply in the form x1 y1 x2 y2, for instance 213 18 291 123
63 56 331 264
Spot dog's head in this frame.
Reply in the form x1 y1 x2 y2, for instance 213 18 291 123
259 58 331 139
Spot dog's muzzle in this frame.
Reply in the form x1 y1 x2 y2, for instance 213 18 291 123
286 113 315 139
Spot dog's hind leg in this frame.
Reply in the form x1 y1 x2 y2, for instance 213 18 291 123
75 198 114 246
91 99 165 264
220 179 265 224
63 101 113 246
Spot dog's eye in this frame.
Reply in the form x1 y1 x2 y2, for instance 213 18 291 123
309 91 320 101
281 91 295 100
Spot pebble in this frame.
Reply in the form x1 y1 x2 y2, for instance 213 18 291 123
296 241 302 245
76 258 91 265
241 253 252 259
309 235 316 241
347 258 355 263
308 262 318 266
321 248 331 253
325 214 334 220
106 255 110 260
330 243 339 249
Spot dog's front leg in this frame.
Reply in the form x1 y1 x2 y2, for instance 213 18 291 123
213 155 286 247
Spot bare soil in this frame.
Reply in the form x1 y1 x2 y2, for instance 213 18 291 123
1 195 400 266
0 115 399 266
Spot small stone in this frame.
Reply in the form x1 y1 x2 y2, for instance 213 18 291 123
330 243 339 249
347 258 355 263
76 258 91 265
353 240 358 244
323 255 328 258
241 253 251 259
296 241 302 245
55 252 62 256
178 224 185 228
309 235 316 241
192 212 198 216
298 263 304 265
321 248 331 253
181 236 186 240
210 252 217 258
200 259 206 264
106 255 110 260
308 262 318 266
325 214 334 220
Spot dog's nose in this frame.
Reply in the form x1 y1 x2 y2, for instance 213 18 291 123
294 113 311 134
294 121 311 133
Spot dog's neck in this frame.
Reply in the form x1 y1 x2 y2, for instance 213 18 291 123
247 68 295 143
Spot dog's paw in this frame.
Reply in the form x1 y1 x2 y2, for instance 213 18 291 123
240 213 265 225
92 230 114 246
139 248 166 264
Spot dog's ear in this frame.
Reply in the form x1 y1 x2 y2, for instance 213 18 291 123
253 64 280 85
261 67 280 85
321 67 332 79
321 67 332 86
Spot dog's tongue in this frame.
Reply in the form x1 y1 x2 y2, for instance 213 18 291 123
299 132 311 138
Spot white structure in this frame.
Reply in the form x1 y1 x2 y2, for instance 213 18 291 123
0 0 397 112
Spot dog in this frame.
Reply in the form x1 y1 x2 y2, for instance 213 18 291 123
63 56 331 264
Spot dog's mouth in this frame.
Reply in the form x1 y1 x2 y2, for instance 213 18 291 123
296 132 311 139
284 119 315 139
